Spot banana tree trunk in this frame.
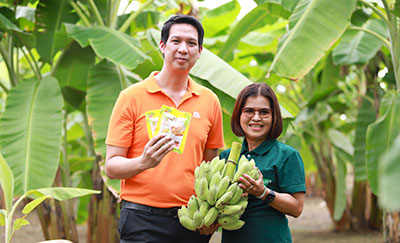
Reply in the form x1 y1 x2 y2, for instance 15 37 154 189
87 155 119 243
384 212 400 242
36 169 79 242
310 142 351 231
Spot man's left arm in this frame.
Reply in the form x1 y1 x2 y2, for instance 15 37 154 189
203 148 219 162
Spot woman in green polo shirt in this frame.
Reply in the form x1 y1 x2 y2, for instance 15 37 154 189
219 83 306 243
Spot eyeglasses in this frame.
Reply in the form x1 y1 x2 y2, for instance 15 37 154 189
241 107 272 118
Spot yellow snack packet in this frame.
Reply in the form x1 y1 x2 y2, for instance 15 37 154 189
155 105 192 154
145 109 161 139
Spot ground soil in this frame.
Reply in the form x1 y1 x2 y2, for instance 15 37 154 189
1 197 382 243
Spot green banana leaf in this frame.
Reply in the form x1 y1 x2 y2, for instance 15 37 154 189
35 0 78 63
328 129 354 156
0 12 36 49
64 24 149 69
379 133 400 210
393 0 400 17
86 61 125 157
54 42 95 110
54 42 95 91
332 19 388 65
218 1 287 60
353 94 376 181
366 91 400 195
0 77 63 196
0 152 13 212
201 0 240 37
333 149 347 221
27 187 100 201
268 0 357 80
86 61 126 193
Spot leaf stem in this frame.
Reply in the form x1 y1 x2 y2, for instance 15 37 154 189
0 43 17 87
348 26 391 49
359 0 389 26
119 0 154 33
87 0 104 26
68 0 90 26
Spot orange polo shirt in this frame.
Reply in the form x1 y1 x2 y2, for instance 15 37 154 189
106 72 224 207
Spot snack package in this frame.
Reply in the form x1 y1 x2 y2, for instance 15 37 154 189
145 109 161 139
154 105 192 154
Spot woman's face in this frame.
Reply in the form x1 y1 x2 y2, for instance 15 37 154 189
240 95 273 148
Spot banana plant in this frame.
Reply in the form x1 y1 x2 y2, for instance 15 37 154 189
0 152 100 243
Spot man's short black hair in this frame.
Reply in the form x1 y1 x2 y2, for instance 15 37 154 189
161 15 204 49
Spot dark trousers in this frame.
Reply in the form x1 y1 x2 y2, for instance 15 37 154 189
119 201 211 243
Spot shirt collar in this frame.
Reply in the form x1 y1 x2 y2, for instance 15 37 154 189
145 71 201 96
242 139 276 155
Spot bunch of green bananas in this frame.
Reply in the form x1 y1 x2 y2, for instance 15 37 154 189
178 154 259 231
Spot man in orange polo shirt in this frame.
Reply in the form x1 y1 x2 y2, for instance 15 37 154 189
105 15 224 243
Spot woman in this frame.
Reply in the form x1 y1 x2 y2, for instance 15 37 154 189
219 83 306 243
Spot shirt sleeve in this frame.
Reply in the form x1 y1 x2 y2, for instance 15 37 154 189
205 93 224 149
278 149 306 194
105 91 135 147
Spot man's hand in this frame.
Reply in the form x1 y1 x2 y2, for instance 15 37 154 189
197 222 220 235
140 133 175 169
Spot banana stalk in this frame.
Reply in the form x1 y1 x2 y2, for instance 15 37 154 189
223 142 242 180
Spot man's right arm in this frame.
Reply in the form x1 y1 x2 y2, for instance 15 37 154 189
105 133 175 179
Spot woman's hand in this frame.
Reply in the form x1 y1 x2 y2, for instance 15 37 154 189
239 169 265 198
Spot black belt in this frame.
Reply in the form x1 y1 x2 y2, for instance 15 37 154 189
121 200 179 216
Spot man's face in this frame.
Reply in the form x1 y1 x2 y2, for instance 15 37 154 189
160 23 203 71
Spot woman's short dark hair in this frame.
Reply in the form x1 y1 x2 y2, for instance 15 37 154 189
161 14 204 49
231 83 283 140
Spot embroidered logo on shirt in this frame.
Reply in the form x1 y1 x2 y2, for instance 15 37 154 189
192 111 200 119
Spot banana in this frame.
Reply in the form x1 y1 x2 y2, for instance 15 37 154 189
217 213 241 225
187 195 198 219
226 182 239 194
198 176 209 201
233 161 251 182
203 207 218 227
215 191 233 209
194 166 200 179
193 210 204 228
209 171 222 187
202 162 212 183
236 155 247 171
196 196 203 207
178 205 189 218
207 183 218 205
211 158 225 175
248 166 259 180
221 219 245 230
216 175 230 199
199 201 210 218
194 178 200 198
199 162 206 178
210 156 220 169
229 186 243 205
219 205 243 215
179 215 196 231
237 197 248 209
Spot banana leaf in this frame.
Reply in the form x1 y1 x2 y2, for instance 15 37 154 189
353 94 376 181
218 1 287 60
201 0 240 37
0 77 63 196
366 91 400 195
64 23 149 69
35 0 78 63
333 149 347 221
0 152 13 212
379 133 400 210
268 0 357 80
332 19 388 65
27 187 100 201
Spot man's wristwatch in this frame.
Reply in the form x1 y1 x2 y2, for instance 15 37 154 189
264 189 276 204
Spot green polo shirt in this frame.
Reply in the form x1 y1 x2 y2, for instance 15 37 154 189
219 139 306 243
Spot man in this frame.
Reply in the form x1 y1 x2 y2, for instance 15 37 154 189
105 15 224 243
